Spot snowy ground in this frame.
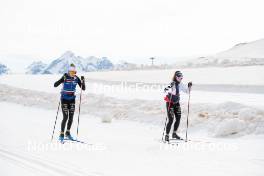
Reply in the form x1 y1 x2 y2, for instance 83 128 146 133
1 66 264 175
1 102 264 176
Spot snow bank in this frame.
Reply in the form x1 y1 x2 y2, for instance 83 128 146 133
191 102 264 137
1 84 264 137
213 118 247 137
101 116 112 123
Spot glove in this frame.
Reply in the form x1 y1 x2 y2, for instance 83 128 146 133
81 76 85 81
188 82 192 88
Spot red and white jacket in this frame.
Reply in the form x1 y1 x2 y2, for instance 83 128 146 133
164 81 189 104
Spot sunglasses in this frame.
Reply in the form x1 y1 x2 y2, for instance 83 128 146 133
176 76 183 79
69 71 77 74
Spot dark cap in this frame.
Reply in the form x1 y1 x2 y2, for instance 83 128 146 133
175 71 183 77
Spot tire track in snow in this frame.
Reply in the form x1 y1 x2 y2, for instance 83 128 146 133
0 145 101 176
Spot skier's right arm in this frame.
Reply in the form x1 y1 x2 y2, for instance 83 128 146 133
164 81 174 93
54 73 66 87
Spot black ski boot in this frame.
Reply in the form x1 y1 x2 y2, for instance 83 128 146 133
65 130 74 140
59 132 64 142
165 134 170 142
172 132 183 140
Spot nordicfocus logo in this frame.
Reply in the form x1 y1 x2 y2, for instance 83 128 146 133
27 140 107 152
159 142 238 152
91 81 166 94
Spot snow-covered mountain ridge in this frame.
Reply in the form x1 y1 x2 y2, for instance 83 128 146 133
27 51 114 74
0 63 9 75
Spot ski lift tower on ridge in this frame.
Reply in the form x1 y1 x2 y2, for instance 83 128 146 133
150 57 155 67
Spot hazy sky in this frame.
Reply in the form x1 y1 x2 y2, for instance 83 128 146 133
0 0 264 66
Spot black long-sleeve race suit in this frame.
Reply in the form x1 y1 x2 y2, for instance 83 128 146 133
54 73 85 133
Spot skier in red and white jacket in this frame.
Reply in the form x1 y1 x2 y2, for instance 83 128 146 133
163 71 192 142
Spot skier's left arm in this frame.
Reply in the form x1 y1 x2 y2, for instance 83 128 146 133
77 76 86 91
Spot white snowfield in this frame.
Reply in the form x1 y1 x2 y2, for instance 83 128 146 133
178 39 264 67
1 66 264 176
209 39 264 59
1 102 263 176
83 65 264 85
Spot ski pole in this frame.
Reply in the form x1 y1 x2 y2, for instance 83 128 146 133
162 92 173 142
161 110 168 142
51 100 61 141
76 79 84 139
185 87 191 142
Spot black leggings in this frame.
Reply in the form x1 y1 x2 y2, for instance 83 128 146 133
61 101 75 133
165 102 181 135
